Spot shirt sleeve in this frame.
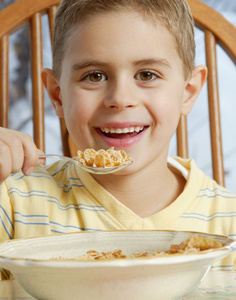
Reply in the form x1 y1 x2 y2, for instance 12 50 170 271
0 181 14 280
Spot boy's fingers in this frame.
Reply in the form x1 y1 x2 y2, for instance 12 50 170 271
0 128 44 180
0 130 25 174
24 167 34 176
0 141 12 182
23 149 45 175
8 138 25 174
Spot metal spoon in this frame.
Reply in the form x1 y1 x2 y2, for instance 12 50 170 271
39 154 133 174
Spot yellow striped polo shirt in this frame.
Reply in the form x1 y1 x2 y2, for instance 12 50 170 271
0 157 236 279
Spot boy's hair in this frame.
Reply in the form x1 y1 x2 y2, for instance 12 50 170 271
53 0 195 79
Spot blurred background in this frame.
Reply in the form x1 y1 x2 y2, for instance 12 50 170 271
0 0 236 191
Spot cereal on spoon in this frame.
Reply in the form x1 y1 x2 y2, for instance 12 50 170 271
77 147 131 168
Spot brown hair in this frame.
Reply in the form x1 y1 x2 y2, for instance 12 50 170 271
53 0 195 79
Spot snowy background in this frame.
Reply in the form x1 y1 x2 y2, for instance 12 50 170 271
1 0 236 192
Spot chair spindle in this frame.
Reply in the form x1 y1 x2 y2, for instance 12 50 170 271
205 29 225 186
30 13 45 152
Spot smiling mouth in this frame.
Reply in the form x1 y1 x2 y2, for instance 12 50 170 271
100 126 147 139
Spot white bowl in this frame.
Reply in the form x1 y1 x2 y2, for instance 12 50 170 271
0 230 235 300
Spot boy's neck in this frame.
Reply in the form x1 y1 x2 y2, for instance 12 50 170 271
92 162 186 218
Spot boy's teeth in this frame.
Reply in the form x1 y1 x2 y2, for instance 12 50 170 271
101 126 143 134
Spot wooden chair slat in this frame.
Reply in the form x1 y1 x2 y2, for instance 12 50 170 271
187 0 236 64
30 13 45 152
47 6 57 45
60 119 72 157
0 0 60 38
177 115 189 159
205 30 225 186
46 5 71 157
0 34 9 128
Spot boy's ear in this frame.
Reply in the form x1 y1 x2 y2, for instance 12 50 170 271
41 68 64 118
181 65 208 115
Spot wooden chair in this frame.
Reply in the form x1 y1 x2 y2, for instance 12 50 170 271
0 0 235 187
182 0 236 187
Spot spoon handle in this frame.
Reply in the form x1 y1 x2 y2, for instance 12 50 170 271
39 154 72 160
39 154 132 174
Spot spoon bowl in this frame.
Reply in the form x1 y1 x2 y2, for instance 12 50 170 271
39 154 133 174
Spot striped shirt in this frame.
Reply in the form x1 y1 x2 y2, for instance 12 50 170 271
0 157 235 279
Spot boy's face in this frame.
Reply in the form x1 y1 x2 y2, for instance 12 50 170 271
57 10 191 172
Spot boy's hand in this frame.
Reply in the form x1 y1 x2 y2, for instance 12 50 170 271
0 127 45 183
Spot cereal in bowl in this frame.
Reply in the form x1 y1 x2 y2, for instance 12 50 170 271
51 235 224 261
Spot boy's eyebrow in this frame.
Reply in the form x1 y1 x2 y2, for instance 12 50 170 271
71 60 109 72
71 58 171 72
133 58 171 68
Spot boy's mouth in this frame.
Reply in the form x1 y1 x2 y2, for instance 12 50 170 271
99 126 146 139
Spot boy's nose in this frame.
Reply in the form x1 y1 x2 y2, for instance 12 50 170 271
103 80 138 110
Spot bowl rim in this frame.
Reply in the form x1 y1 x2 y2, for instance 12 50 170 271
0 230 235 267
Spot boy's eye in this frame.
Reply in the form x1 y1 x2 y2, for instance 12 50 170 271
135 71 158 81
84 72 107 82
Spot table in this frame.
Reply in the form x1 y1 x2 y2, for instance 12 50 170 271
183 271 236 299
0 271 235 299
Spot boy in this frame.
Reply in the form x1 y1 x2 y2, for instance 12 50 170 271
0 0 235 279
